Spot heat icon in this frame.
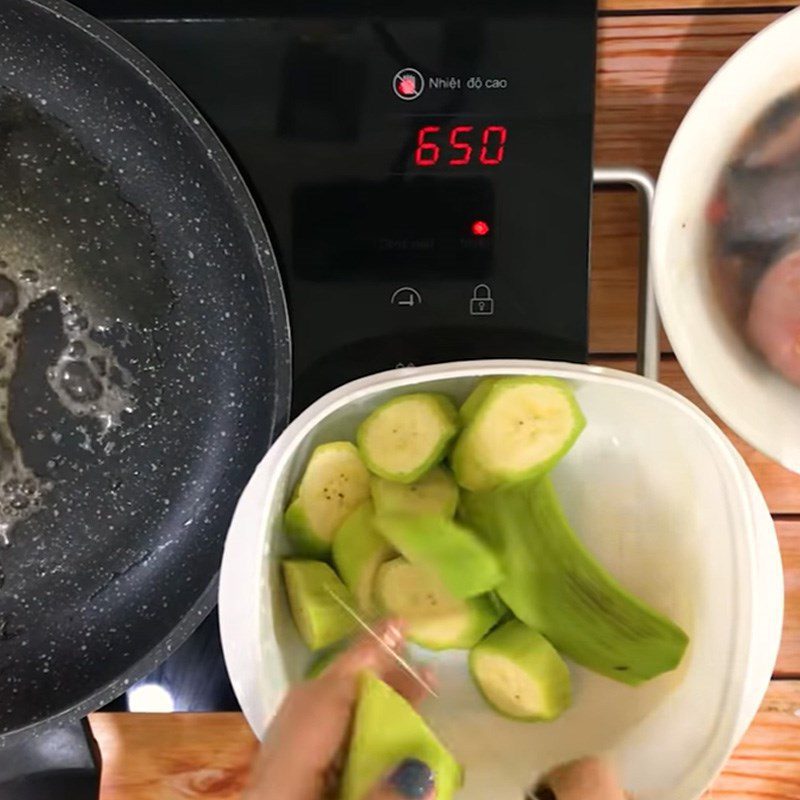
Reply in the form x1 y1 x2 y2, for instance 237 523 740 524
393 68 425 101
399 74 416 96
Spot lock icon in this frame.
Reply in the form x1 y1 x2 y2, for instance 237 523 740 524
470 284 494 316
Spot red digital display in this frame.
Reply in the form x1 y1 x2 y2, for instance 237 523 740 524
414 125 507 167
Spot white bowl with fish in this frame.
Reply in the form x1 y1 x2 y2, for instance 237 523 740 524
653 6 800 472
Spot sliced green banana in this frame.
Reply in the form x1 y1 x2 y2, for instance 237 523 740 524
469 620 572 721
374 514 502 599
451 377 585 492
284 442 371 557
340 672 462 800
376 557 502 650
371 466 459 519
283 560 358 651
461 479 689 685
332 501 394 617
357 393 459 484
459 377 499 423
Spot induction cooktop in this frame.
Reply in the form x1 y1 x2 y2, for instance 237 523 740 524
73 0 597 714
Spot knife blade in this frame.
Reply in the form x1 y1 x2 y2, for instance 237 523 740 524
325 585 438 698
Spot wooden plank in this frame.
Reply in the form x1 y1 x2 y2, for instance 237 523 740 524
590 191 640 355
704 681 800 799
90 682 800 799
595 13 780 178
91 712 257 800
590 13 782 353
776 520 800 679
601 1 796 11
590 191 674 354
592 356 800 513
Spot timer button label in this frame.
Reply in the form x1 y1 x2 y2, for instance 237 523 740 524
393 68 425 101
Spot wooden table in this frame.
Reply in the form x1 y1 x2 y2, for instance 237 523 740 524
89 3 800 797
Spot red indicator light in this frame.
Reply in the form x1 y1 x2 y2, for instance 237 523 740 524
471 220 490 237
399 74 417 96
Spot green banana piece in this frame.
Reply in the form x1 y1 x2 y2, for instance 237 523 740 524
357 393 459 484
460 478 689 685
451 376 585 492
376 557 504 650
282 560 359 651
458 377 499 423
340 672 462 800
332 501 394 617
374 514 502 599
284 442 371 558
470 619 572 721
371 466 460 518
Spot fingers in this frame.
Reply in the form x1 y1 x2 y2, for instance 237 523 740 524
382 662 436 708
327 619 406 679
364 759 436 800
535 757 627 800
249 621 434 800
323 619 431 706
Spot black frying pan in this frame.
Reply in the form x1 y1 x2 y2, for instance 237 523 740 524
0 0 290 743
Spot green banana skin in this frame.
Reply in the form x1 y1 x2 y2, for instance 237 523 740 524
461 478 689 685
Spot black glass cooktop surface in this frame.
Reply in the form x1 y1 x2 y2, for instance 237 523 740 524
70 0 597 713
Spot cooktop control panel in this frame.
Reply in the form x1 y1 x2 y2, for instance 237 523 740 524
94 0 597 411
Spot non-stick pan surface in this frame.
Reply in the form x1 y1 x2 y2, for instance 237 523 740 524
0 0 290 740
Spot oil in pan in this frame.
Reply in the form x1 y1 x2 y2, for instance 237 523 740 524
0 90 169 541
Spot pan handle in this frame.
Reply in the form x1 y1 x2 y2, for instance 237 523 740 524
592 167 659 381
0 718 101 799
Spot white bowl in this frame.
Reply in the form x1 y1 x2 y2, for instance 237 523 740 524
652 6 800 473
219 360 782 800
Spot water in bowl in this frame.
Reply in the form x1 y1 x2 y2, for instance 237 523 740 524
709 87 800 386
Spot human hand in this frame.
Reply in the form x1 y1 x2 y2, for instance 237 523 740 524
243 619 436 800
243 619 626 800
534 757 628 800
